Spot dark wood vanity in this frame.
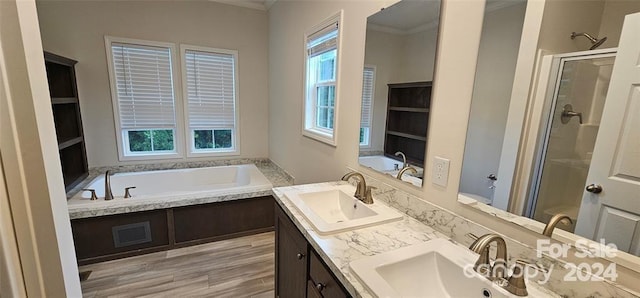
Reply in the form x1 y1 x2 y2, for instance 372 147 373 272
275 203 350 298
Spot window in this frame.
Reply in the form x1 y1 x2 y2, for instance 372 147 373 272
360 66 375 147
303 12 342 146
106 37 181 160
182 46 238 155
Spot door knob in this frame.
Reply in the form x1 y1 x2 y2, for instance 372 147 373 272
296 253 305 260
586 184 603 194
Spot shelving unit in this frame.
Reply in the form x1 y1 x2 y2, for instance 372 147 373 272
44 52 89 192
384 81 432 166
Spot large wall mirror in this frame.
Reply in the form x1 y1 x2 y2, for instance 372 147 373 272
459 0 640 259
358 0 440 188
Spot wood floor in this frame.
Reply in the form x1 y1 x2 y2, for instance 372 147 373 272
79 232 275 298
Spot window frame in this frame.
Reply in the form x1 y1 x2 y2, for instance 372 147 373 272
105 36 185 161
302 11 343 146
360 65 376 148
180 44 240 157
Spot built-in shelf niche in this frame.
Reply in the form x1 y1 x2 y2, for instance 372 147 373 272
45 51 89 191
384 81 432 167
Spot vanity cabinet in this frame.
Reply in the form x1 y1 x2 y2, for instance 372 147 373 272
384 81 431 166
275 204 350 298
44 52 89 191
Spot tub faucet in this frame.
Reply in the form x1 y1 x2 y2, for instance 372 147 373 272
542 213 573 237
396 166 417 180
104 171 114 201
469 233 508 280
341 171 374 204
394 151 407 169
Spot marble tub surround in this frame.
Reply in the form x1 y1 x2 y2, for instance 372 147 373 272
273 182 559 298
351 171 640 297
67 159 293 220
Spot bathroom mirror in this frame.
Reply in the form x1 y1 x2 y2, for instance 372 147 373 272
357 0 440 187
459 0 640 258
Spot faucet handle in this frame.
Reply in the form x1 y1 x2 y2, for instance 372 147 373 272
124 187 136 198
82 189 98 200
504 259 547 296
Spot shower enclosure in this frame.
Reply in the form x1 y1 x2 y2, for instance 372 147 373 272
526 49 616 232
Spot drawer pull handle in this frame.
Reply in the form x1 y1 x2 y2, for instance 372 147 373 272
316 283 325 292
296 253 305 260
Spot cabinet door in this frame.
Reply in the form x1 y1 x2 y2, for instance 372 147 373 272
309 250 349 298
275 204 308 298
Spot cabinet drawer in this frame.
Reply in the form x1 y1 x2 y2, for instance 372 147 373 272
309 250 349 298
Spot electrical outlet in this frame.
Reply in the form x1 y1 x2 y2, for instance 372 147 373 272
432 156 450 187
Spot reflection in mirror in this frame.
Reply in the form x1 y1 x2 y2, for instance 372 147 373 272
358 0 440 187
459 0 640 257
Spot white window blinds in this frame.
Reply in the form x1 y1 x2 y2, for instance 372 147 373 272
307 21 338 58
111 43 176 129
184 49 236 129
361 67 375 128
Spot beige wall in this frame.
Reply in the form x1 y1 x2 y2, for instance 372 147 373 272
362 27 437 153
537 0 605 53
36 1 269 167
269 0 550 249
461 3 526 199
598 0 640 46
363 29 403 153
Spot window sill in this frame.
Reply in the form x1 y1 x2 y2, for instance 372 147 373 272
186 149 240 158
302 128 336 147
118 152 183 162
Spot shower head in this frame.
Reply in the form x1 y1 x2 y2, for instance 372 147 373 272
571 32 608 50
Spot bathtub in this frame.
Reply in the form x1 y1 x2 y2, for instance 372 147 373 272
359 155 403 172
67 164 273 216
359 155 424 174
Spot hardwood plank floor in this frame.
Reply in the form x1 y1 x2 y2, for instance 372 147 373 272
79 232 275 298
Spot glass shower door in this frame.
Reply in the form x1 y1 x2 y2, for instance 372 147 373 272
530 53 616 232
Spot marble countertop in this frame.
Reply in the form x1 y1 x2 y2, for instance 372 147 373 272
273 182 560 298
68 161 293 219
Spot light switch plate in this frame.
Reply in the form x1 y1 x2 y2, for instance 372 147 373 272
432 156 450 187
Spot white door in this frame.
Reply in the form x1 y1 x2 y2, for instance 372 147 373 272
575 12 640 256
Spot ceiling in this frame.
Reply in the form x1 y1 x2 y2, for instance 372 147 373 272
367 0 441 34
209 0 275 11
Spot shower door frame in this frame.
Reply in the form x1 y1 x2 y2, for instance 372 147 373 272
524 48 617 219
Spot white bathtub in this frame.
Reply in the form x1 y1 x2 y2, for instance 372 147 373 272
68 164 272 208
359 155 403 172
359 155 424 174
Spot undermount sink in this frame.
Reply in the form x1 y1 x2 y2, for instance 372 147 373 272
350 238 515 298
283 185 403 235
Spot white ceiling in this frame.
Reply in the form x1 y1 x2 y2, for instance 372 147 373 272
209 0 275 11
367 0 441 34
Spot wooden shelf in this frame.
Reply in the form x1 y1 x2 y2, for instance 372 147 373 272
383 81 432 166
58 137 83 150
45 51 88 192
51 97 79 104
386 130 426 141
388 107 429 113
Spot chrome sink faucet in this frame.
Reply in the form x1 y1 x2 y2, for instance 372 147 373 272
542 213 573 237
341 171 374 204
104 170 114 200
396 166 417 180
394 151 407 169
